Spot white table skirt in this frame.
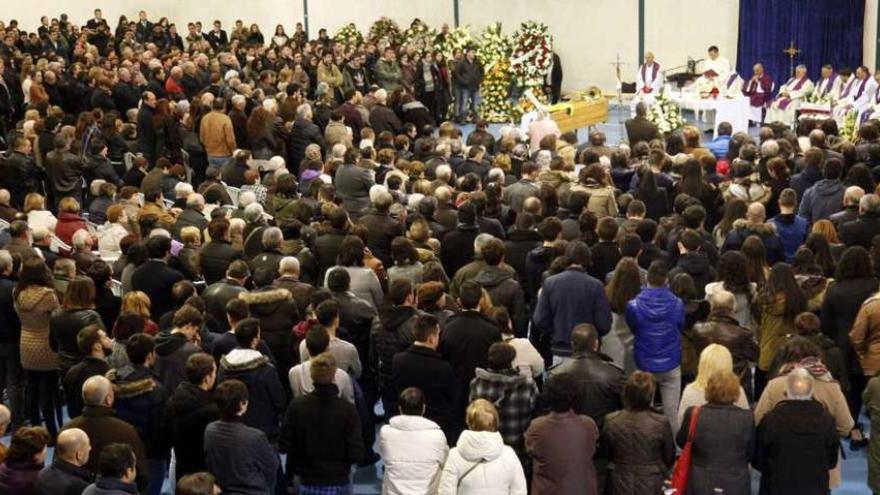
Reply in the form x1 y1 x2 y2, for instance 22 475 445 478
670 94 751 137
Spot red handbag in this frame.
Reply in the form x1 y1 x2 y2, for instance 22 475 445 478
669 406 701 494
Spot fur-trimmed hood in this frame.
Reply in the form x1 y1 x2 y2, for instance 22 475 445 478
238 287 291 305
732 218 777 236
220 348 271 371
108 365 158 400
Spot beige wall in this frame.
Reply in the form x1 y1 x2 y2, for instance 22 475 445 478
5 1 877 90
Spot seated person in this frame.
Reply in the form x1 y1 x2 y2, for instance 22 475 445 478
765 64 813 125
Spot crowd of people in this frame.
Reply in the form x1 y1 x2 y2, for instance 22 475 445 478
0 8 877 495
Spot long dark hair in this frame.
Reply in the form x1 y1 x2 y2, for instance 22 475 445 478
678 160 706 199
804 233 836 277
742 235 768 287
606 258 642 313
716 198 747 238
761 263 806 321
717 250 751 295
636 168 659 199
836 245 873 281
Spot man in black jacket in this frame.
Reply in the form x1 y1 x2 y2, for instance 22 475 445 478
5 136 40 208
249 227 285 279
328 270 380 373
755 369 839 495
0 250 23 429
440 201 481 277
371 278 422 416
172 193 209 241
63 325 113 419
164 353 219 481
34 428 94 495
45 132 85 207
136 91 158 166
840 193 880 249
202 260 250 333
547 324 623 427
475 238 528 337
199 217 246 285
110 333 168 495
439 281 502 438
625 102 660 145
358 189 404 267
131 236 184 321
216 318 286 441
280 353 363 491
155 306 203 392
392 314 458 442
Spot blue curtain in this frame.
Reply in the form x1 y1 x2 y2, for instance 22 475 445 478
736 0 864 84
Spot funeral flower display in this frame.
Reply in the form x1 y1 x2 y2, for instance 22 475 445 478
402 19 436 54
478 22 513 122
841 109 859 142
368 17 401 45
334 23 363 45
510 21 553 91
647 91 684 134
805 90 832 105
435 26 476 61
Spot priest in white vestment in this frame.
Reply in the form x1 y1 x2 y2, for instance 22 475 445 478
631 51 663 114
765 64 814 125
814 64 843 102
833 69 859 121
700 46 731 81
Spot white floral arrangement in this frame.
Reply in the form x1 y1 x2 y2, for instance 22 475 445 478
435 26 476 61
647 92 684 135
334 23 363 45
805 91 832 105
368 17 401 45
841 109 859 142
402 19 437 54
478 23 513 122
510 21 552 90
477 22 511 67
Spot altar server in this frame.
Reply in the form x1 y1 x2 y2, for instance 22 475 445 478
766 64 814 125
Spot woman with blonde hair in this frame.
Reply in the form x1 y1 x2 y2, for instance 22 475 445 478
811 219 846 260
438 399 527 494
118 291 159 335
24 193 57 233
677 344 750 429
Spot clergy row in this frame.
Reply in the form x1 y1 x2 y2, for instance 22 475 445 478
633 46 880 127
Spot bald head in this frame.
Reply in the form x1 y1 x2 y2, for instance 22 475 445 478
82 375 113 407
746 202 766 223
785 367 814 400
708 290 736 313
56 428 91 466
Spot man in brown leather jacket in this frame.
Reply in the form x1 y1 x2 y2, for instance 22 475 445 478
693 290 759 399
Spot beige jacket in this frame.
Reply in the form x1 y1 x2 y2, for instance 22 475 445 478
200 110 237 157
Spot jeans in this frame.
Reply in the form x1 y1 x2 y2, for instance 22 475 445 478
25 369 58 437
0 346 24 428
648 366 681 428
207 156 230 169
455 87 481 121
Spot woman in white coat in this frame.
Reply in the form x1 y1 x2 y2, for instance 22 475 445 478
438 399 527 495
379 388 449 495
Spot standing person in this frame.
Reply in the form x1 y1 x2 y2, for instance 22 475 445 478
164 353 219 481
863 373 880 494
62 325 112 419
130 236 184 322
0 250 24 430
34 428 93 495
378 387 449 495
154 306 203 392
280 353 364 494
137 92 158 166
439 281 501 441
625 261 685 427
452 48 483 124
374 48 403 93
756 263 806 398
437 399 526 495
526 373 598 495
676 371 754 494
755 369 839 495
14 258 61 438
204 379 279 495
600 372 675 495
199 98 237 169
0 426 50 494
81 444 140 495
533 241 612 364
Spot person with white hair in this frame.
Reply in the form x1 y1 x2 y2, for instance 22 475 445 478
173 193 208 241
369 88 402 134
274 256 315 316
765 65 815 125
249 227 285 278
754 367 840 495
288 102 324 176
359 186 405 267
829 185 865 230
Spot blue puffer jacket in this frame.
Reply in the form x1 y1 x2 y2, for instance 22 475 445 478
625 287 685 373
770 213 808 263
